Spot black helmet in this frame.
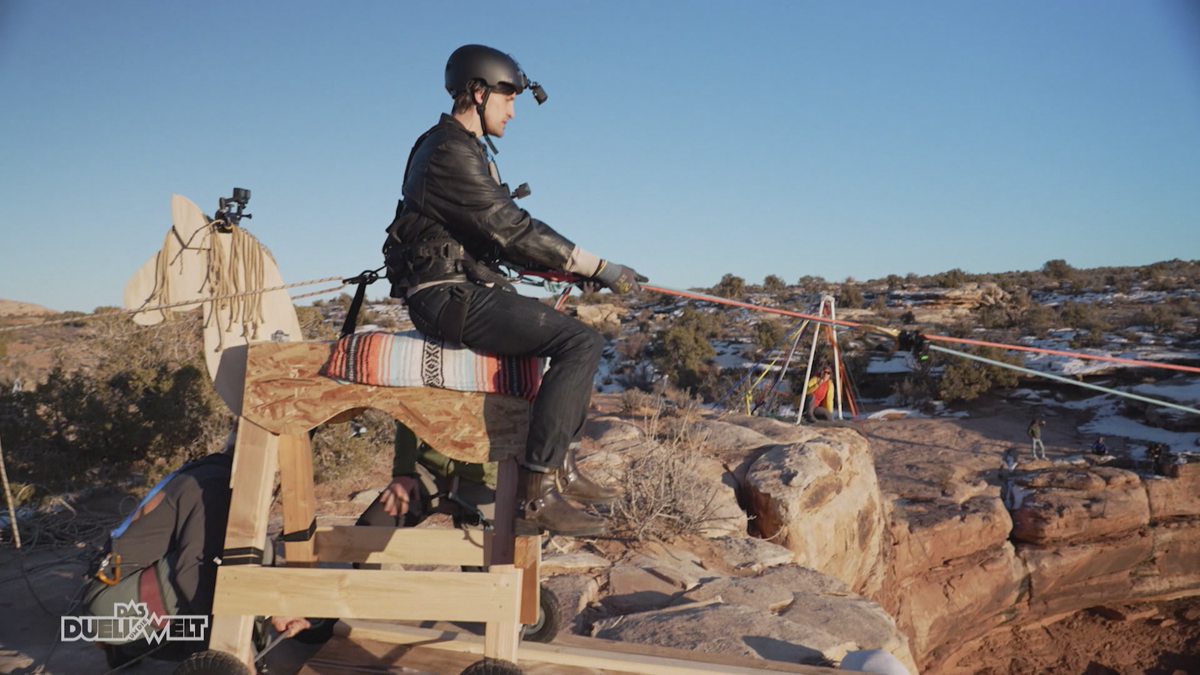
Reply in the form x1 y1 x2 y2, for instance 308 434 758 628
445 45 546 104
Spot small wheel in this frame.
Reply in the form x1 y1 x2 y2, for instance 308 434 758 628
521 585 570 644
172 649 252 675
292 617 338 645
460 657 524 675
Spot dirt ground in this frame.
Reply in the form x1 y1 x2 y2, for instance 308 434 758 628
946 597 1200 675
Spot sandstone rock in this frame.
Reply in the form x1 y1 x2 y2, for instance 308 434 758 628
744 429 888 595
675 564 855 612
572 303 622 328
1010 467 1149 544
1143 472 1200 520
725 415 821 444
890 496 1013 578
541 552 612 575
779 591 919 675
884 542 1026 667
1021 531 1153 617
543 574 600 622
705 535 795 571
593 601 844 665
582 417 644 448
350 488 382 505
631 541 724 590
673 575 797 612
660 417 776 453
690 454 749 538
1129 520 1200 597
602 563 682 614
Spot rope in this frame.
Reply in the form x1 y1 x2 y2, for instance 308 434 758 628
638 284 1200 376
929 344 1200 416
0 275 346 335
925 333 1200 375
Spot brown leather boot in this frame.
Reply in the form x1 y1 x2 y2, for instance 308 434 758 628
557 445 622 505
518 467 608 537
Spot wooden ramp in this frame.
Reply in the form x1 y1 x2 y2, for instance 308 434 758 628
296 621 850 675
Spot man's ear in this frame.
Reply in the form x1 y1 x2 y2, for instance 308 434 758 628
473 89 486 106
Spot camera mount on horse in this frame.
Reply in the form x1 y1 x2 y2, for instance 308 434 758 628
214 187 253 231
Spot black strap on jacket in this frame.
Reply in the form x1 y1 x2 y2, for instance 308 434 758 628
340 267 384 338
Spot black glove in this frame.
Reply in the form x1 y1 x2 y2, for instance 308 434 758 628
594 260 647 294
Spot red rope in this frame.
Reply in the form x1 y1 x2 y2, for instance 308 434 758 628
924 334 1200 375
521 273 1200 376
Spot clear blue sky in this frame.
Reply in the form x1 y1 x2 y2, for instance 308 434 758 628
2 1 1198 313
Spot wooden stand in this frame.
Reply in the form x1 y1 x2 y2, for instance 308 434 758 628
209 342 541 672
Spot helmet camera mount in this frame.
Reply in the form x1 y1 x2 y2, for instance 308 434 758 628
214 187 252 232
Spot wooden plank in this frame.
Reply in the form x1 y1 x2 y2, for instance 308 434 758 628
300 634 627 675
335 621 847 675
212 567 521 624
239 341 530 463
483 564 522 663
278 432 317 566
514 534 541 626
209 418 280 663
312 525 486 566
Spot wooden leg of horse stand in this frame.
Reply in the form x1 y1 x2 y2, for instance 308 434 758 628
277 433 317 567
210 420 280 668
483 458 521 663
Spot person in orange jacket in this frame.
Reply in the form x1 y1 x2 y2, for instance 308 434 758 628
801 365 835 423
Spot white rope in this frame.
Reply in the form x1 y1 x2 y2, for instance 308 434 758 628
929 344 1200 416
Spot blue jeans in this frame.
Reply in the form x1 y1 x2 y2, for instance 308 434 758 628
1031 438 1046 458
406 282 605 472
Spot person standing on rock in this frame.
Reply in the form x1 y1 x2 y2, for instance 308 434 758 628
382 44 639 537
1091 436 1108 456
1027 418 1047 460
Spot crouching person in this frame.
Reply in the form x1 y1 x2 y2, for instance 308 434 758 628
83 439 309 668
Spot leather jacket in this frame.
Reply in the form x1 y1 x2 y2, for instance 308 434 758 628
384 114 576 293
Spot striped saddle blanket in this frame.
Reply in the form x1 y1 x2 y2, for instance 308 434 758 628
321 330 544 401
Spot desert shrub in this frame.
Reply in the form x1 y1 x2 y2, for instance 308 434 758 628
1168 295 1197 318
977 304 1012 329
934 268 969 289
1043 259 1074 282
619 388 658 414
650 305 717 393
616 330 650 362
1017 302 1052 334
885 274 903 291
763 274 787 293
795 275 826 296
938 346 1022 402
1070 327 1107 349
310 408 394 485
296 305 339 341
609 403 727 541
837 284 864 309
712 273 745 299
1058 300 1105 331
753 319 786 353
899 310 917 325
893 365 937 408
1131 305 1178 333
0 312 231 496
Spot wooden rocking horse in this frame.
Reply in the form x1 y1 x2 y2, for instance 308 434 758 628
124 192 542 675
